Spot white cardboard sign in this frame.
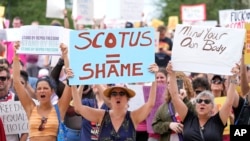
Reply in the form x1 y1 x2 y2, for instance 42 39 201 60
172 24 245 75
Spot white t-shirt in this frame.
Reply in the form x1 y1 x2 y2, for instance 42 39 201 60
1 91 20 141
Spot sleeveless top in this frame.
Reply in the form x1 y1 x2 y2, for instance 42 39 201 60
98 111 136 141
81 98 109 141
29 106 59 138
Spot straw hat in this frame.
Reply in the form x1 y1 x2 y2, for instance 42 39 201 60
103 85 135 98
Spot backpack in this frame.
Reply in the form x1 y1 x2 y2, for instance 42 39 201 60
234 97 250 125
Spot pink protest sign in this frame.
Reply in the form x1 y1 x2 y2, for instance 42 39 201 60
143 85 166 133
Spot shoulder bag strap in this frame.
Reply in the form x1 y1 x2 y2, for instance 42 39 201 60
199 128 205 141
98 111 108 134
54 104 62 122
168 102 176 121
168 102 184 141
234 98 247 125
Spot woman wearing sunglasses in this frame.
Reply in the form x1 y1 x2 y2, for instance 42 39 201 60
12 42 72 141
166 62 239 141
70 64 158 141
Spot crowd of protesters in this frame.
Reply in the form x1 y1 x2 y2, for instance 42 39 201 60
0 8 249 141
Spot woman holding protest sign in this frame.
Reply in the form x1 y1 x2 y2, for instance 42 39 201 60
12 42 72 141
152 71 195 141
69 64 158 140
166 62 239 141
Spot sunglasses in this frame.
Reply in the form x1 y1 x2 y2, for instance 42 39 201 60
211 80 223 84
195 90 202 94
0 76 8 81
196 99 211 104
38 117 48 131
110 91 127 97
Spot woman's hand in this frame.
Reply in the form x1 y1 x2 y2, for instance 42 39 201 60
166 62 174 74
65 68 74 79
148 63 159 73
14 41 20 53
230 63 240 84
60 43 68 59
231 64 240 76
169 122 183 133
179 89 187 100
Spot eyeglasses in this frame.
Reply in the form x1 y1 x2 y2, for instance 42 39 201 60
211 80 223 84
110 91 127 97
196 99 211 104
38 117 47 131
195 90 202 94
0 76 8 81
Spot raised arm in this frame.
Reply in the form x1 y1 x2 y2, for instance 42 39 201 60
131 64 157 127
240 53 250 97
57 43 73 119
167 62 188 121
50 57 65 98
71 85 105 124
12 42 35 117
94 84 111 108
63 9 70 28
219 65 239 125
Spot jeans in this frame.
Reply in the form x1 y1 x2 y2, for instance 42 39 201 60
65 127 81 141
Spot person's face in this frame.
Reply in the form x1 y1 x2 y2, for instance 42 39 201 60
36 81 53 103
77 24 85 30
210 78 223 91
195 96 213 116
159 30 166 39
194 87 206 96
110 88 128 108
156 72 167 85
0 71 10 91
12 19 22 28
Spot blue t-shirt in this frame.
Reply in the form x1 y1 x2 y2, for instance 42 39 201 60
80 98 109 141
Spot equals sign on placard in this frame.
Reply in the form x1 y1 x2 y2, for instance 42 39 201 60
106 54 120 64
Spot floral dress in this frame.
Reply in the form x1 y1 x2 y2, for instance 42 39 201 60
98 111 136 141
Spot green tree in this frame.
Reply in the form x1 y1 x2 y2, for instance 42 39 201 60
0 0 73 28
156 0 248 25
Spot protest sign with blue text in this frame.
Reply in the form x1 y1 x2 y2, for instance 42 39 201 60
69 27 155 85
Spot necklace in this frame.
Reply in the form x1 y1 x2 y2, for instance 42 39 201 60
0 92 11 101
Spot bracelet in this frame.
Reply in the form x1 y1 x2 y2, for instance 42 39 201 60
230 79 238 84
66 79 71 87
64 15 68 18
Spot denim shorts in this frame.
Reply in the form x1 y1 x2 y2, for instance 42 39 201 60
65 126 81 141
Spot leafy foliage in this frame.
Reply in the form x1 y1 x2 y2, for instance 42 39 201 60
156 0 248 25
0 0 73 28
